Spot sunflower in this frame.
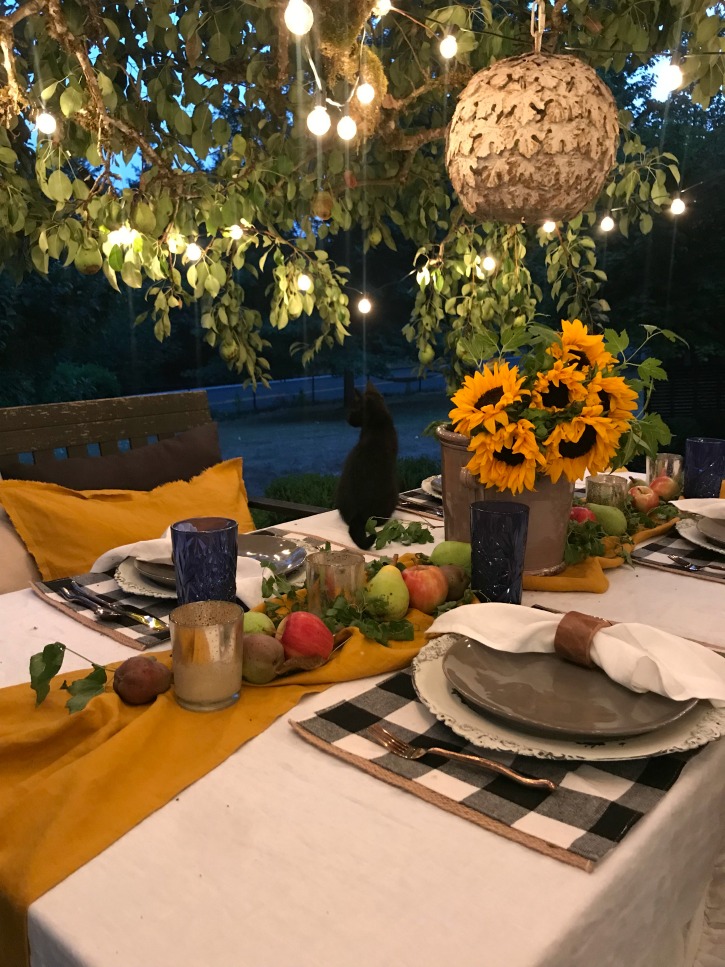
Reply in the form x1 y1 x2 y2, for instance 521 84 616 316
544 414 623 483
584 373 639 426
530 360 587 413
449 361 528 436
547 319 616 372
466 419 546 494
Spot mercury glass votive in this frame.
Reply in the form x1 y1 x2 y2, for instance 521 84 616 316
585 474 628 509
646 452 684 495
171 600 244 712
305 550 366 617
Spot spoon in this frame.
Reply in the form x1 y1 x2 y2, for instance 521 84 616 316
57 587 168 632
668 555 725 574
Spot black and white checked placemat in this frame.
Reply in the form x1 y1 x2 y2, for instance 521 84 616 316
293 669 699 871
32 573 172 649
632 529 725 584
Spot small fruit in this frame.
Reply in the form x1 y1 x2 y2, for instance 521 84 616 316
363 564 410 620
650 474 681 500
438 564 469 602
401 564 448 614
628 485 660 514
243 611 276 636
276 611 334 661
584 502 628 537
243 632 285 684
429 540 472 573
113 656 172 705
311 190 333 221
570 506 597 524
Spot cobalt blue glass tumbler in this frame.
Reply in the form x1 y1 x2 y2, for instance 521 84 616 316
684 438 725 499
171 517 238 605
470 501 529 605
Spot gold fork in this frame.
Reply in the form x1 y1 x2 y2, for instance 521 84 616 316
365 723 556 792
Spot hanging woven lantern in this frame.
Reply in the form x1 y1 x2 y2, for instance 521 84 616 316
445 52 620 223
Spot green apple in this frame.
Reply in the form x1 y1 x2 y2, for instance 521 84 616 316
363 564 410 620
243 611 276 636
430 540 472 573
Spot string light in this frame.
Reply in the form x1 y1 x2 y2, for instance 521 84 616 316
107 225 138 246
185 241 202 262
600 215 615 232
356 82 375 105
307 105 331 136
482 255 497 273
372 0 392 15
337 115 357 141
670 197 686 215
297 272 312 291
284 0 314 36
228 224 244 240
36 111 57 135
660 61 683 94
358 296 372 314
439 34 458 59
542 220 557 233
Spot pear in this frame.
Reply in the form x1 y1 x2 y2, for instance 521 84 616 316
584 502 628 537
363 564 410 620
243 611 276 636
438 564 470 601
243 633 285 684
113 656 172 705
430 540 472 574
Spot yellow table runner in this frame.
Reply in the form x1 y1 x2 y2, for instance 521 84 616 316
0 610 433 967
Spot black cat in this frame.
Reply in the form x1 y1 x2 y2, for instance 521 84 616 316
335 382 399 549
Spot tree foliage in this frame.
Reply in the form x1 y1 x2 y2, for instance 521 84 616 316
0 0 724 384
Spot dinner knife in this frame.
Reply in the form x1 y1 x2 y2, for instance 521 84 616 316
69 581 168 627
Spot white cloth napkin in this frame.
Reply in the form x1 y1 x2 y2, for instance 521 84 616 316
427 603 725 706
671 498 725 521
92 528 266 609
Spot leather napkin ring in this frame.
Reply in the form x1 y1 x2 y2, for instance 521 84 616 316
554 611 613 668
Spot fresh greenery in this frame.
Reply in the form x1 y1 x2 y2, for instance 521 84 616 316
29 641 108 713
1 1 722 382
565 519 606 566
364 517 435 550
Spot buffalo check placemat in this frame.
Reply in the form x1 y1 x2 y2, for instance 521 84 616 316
292 669 700 872
31 572 172 650
632 529 725 585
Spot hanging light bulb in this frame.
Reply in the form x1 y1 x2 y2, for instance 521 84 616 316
661 61 683 94
600 215 615 232
284 0 314 36
185 241 202 262
542 220 557 234
670 197 686 215
36 111 57 135
337 115 357 141
356 82 375 106
372 0 392 15
228 224 244 240
358 297 372 314
307 105 331 137
439 34 458 59
108 224 138 247
482 255 497 273
297 272 312 292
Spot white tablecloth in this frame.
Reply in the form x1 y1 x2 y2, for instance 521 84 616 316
2 511 724 967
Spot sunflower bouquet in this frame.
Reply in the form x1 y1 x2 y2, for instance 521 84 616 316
449 319 673 495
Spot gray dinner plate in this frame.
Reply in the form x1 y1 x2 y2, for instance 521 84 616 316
134 534 307 588
442 636 698 741
697 517 725 549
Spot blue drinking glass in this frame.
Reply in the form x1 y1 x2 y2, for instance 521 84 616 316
171 517 238 605
684 438 725 499
470 501 530 605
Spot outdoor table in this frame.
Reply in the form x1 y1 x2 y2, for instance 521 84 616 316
3 510 725 967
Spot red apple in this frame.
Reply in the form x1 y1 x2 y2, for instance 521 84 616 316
650 474 681 500
276 611 334 661
401 565 448 614
570 506 597 524
629 484 660 513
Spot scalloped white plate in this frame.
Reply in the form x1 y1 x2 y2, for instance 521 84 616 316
676 519 725 559
421 475 442 500
413 636 725 761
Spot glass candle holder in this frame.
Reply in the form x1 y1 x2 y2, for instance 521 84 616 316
585 473 628 509
684 438 725 499
171 517 238 605
305 550 366 617
171 600 244 712
470 501 529 605
646 452 684 496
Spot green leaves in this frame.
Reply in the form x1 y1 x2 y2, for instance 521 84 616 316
45 170 73 203
29 643 66 705
60 666 108 714
364 518 435 550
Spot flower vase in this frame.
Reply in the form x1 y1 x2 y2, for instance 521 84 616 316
436 425 573 576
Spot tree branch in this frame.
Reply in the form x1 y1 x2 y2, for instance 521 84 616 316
382 70 472 112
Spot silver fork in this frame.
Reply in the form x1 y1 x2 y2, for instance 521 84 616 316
668 555 725 573
365 723 556 792
57 587 168 632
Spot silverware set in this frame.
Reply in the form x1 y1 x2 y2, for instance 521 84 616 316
667 555 725 574
57 584 168 632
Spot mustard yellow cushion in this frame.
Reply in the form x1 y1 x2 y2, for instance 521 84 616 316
0 458 255 580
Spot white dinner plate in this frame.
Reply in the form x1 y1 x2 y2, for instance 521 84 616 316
421 475 442 500
676 519 725 559
698 517 725 548
412 636 725 761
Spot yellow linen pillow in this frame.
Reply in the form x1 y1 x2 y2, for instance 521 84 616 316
0 458 255 580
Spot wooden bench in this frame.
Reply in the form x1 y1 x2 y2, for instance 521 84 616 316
0 391 327 519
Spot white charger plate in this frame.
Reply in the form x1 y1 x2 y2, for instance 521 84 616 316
412 636 725 761
421 475 442 500
676 519 725 559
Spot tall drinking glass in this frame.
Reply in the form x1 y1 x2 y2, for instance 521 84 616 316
684 438 725 499
470 501 529 605
171 517 238 605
